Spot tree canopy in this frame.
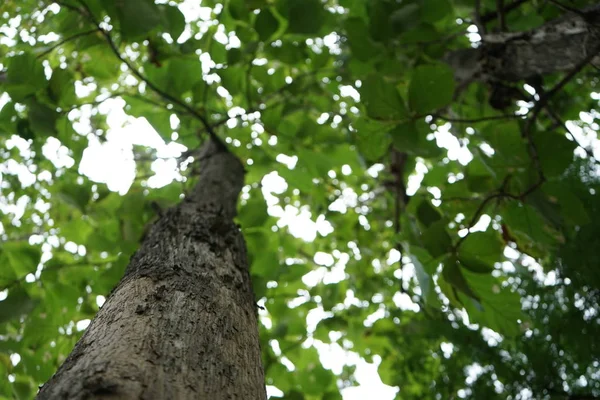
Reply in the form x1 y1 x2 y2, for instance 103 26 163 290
1 0 600 399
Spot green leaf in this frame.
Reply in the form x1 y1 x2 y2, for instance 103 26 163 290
161 5 186 39
501 202 560 248
408 64 455 114
123 96 172 140
458 230 504 273
442 258 479 300
481 121 529 168
543 182 590 226
344 17 382 62
390 3 420 33
219 66 246 96
3 52 46 100
251 250 280 279
239 192 269 228
60 217 94 244
361 74 408 120
48 68 77 108
407 246 442 306
0 288 38 324
255 8 280 41
297 361 335 395
279 167 314 192
114 0 162 40
1 242 42 278
416 200 441 227
168 56 204 96
0 101 17 136
228 0 250 21
297 148 336 176
421 220 452 257
284 0 326 35
367 0 394 43
266 40 307 65
55 180 92 212
533 132 576 177
461 270 524 337
419 0 452 23
82 45 121 80
390 120 442 158
26 99 58 137
354 118 393 161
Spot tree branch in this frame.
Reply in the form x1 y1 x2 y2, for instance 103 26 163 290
474 0 487 34
65 0 225 147
36 28 100 59
481 0 531 23
433 113 522 124
496 0 507 31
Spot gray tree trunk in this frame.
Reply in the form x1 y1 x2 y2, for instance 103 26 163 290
37 139 267 400
445 4 600 85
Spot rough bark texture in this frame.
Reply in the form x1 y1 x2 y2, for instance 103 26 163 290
445 4 600 85
37 139 267 400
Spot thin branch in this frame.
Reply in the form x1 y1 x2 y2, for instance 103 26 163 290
525 48 600 135
36 28 100 59
0 257 117 292
202 9 225 111
545 106 600 165
475 0 487 34
453 174 544 250
52 0 80 12
245 49 258 110
397 25 469 47
546 0 588 17
70 0 224 146
62 91 183 114
481 0 531 23
432 113 521 124
496 0 507 31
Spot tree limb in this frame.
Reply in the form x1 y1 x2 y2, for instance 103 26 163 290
62 0 226 148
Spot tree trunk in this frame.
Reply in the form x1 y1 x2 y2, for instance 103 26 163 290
37 139 267 400
445 5 600 85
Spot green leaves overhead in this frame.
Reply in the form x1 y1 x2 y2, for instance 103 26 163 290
2 1 600 400
408 64 455 114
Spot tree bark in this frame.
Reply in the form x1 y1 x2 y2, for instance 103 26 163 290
37 139 267 400
445 4 600 85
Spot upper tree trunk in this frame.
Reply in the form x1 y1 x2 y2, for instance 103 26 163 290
445 4 600 85
37 139 267 400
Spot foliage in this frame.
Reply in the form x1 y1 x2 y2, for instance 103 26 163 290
1 0 600 399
